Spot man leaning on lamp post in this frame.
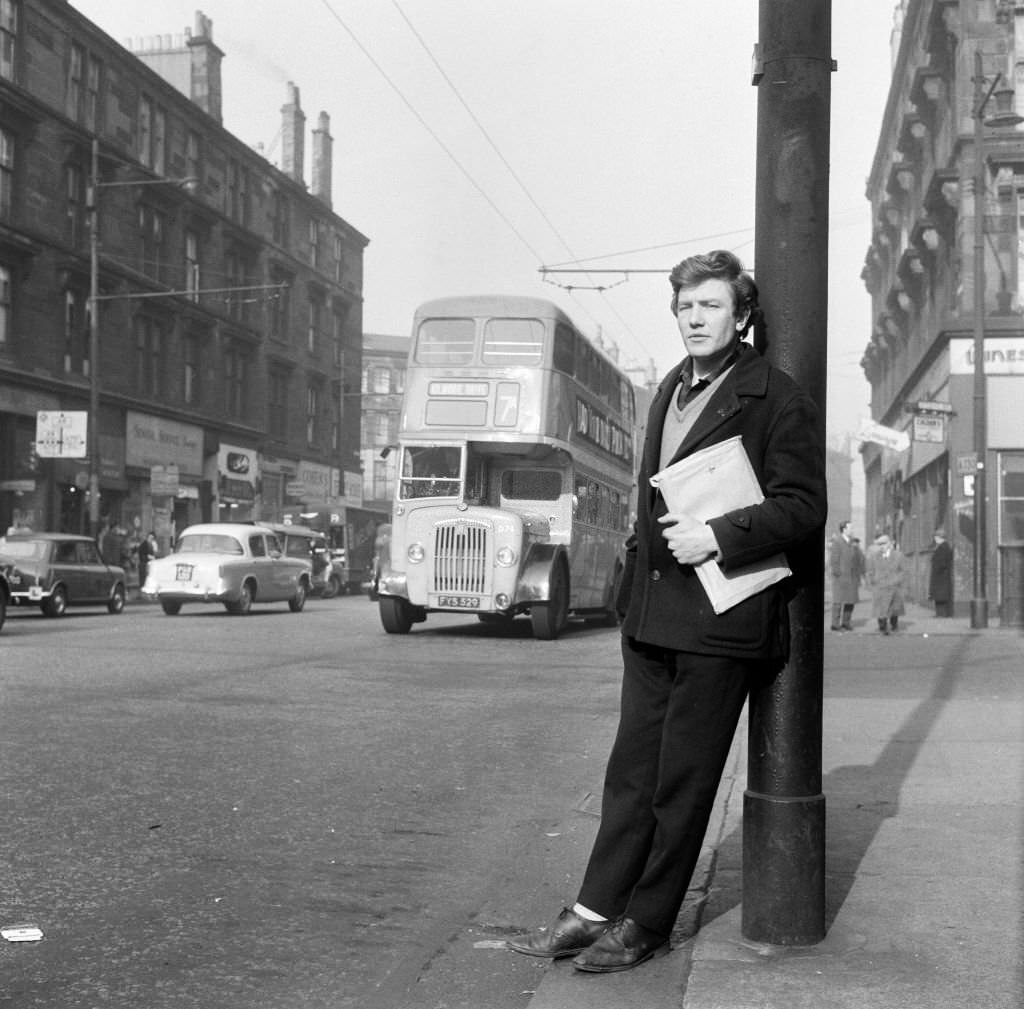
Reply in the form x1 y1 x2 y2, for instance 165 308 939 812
507 250 827 973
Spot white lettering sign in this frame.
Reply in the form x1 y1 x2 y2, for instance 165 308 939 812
949 337 1024 375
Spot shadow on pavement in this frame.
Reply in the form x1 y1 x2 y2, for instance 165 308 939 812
692 633 971 937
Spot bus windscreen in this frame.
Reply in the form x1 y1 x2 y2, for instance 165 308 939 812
399 445 463 499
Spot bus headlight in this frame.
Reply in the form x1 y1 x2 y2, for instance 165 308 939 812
495 593 511 609
407 542 425 563
495 546 517 567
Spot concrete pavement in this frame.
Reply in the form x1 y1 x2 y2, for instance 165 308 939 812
525 603 1024 1009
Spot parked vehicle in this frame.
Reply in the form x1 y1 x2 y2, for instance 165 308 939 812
142 522 311 616
0 568 9 632
0 533 127 618
256 522 339 597
264 505 388 595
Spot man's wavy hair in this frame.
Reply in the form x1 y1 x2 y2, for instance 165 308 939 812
668 250 759 338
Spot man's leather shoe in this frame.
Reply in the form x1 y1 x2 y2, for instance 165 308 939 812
506 907 609 959
571 916 669 973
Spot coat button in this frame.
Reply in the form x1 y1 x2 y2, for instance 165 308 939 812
651 570 661 581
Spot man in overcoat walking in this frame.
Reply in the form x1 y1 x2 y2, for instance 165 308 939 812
829 520 860 630
507 250 828 973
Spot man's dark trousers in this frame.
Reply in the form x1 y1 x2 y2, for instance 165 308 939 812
577 636 755 937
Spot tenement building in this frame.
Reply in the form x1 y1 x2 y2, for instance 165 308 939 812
359 332 408 516
0 3 368 553
862 0 1024 622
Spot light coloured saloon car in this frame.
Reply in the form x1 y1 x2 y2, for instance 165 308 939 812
143 523 311 616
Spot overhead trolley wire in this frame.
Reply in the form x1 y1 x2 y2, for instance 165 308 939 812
388 0 647 360
319 0 649 361
316 0 547 264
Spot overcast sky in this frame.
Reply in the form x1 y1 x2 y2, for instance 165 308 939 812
71 1 897 457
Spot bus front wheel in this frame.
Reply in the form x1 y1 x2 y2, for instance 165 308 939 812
531 561 569 640
379 595 415 634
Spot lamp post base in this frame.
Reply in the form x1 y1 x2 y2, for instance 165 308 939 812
970 598 989 629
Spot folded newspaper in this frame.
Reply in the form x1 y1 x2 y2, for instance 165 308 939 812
649 435 791 614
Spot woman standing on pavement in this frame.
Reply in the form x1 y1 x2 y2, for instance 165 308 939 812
866 533 906 634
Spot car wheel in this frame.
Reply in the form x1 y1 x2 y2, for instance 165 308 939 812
227 581 254 615
107 583 126 614
288 580 307 612
531 559 569 640
323 574 341 599
161 599 182 615
42 585 68 618
379 595 414 634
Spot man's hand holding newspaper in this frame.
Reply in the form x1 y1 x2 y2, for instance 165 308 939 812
649 436 792 614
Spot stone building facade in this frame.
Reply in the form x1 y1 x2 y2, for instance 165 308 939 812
0 3 368 561
358 333 408 516
862 0 1024 619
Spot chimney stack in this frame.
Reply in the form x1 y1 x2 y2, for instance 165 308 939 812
312 112 333 208
187 11 223 123
281 82 305 184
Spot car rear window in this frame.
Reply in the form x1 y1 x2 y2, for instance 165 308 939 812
178 534 244 555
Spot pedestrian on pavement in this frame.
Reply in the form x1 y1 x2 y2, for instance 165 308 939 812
136 531 158 588
928 529 953 617
506 250 827 974
866 532 905 633
829 519 860 631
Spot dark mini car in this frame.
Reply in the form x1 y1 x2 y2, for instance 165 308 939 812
0 532 127 618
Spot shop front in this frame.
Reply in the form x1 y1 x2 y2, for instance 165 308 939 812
0 386 61 533
125 410 205 554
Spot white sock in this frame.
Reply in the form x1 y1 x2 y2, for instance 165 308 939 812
572 902 608 922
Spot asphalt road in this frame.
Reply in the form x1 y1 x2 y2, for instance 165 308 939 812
0 596 626 1009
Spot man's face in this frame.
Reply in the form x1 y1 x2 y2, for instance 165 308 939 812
674 277 748 375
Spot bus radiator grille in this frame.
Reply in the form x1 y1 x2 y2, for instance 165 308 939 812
432 521 491 594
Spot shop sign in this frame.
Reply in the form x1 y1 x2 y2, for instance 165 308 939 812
150 464 180 497
857 418 910 452
912 415 945 443
949 337 1024 375
218 444 258 486
126 412 203 474
292 461 331 503
221 477 254 502
0 480 36 493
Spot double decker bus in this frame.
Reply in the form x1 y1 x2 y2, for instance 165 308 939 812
376 295 637 639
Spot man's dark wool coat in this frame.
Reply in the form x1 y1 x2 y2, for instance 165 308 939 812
617 342 828 660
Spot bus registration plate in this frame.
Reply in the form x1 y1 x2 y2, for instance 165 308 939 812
437 595 480 609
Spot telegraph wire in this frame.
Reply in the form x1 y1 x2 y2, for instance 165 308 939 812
387 0 648 361
315 0 546 266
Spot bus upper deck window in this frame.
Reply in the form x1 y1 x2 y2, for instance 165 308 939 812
415 318 475 365
482 318 544 366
